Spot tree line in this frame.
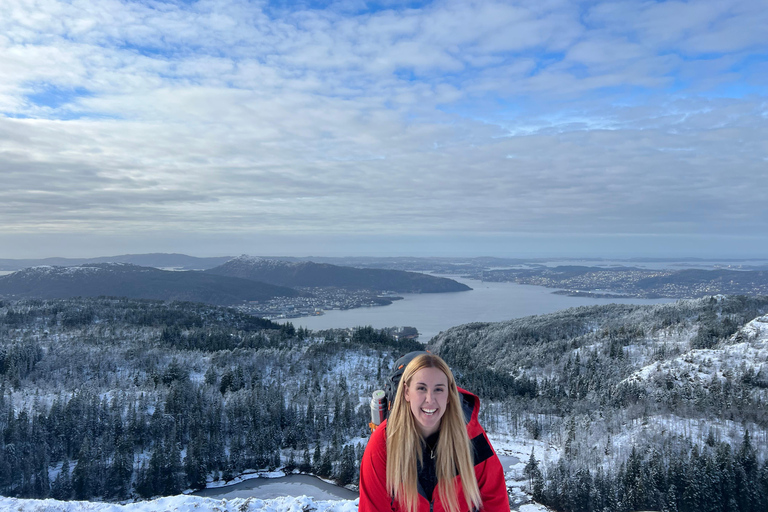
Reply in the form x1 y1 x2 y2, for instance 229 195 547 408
527 430 768 512
432 295 768 512
0 298 414 501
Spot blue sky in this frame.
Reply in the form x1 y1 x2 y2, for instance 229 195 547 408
0 0 766 259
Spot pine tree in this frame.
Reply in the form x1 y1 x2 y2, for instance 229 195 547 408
71 437 92 500
623 446 644 511
300 446 311 473
51 458 73 501
285 450 297 473
736 429 759 512
524 448 542 494
184 436 208 491
337 445 356 486
666 483 678 512
106 436 133 500
318 446 333 478
164 436 184 495
682 445 704 512
312 444 322 474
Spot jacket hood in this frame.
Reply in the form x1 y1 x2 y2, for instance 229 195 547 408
457 386 483 438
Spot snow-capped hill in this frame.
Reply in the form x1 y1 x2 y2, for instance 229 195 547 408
0 495 358 512
12 262 143 277
228 255 301 269
623 313 768 389
735 313 768 342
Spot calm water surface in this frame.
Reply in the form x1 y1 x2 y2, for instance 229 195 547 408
289 276 674 341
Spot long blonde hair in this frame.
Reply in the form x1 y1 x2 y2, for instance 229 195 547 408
386 353 481 512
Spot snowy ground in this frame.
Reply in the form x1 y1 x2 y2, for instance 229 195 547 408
0 492 550 512
1 434 555 512
488 432 556 512
0 495 359 512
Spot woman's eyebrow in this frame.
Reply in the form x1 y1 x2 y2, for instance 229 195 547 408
414 381 446 387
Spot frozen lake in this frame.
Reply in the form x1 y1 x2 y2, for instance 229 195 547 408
193 474 358 500
193 455 520 501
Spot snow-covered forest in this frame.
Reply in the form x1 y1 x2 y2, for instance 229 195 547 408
1 295 768 511
433 296 768 511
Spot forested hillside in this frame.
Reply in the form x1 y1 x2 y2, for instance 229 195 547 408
0 298 419 501
429 295 768 512
2 296 768 512
0 264 301 304
205 256 471 293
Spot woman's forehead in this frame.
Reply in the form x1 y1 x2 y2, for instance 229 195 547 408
410 366 448 386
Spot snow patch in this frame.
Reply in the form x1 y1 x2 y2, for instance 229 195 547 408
0 495 359 512
622 314 768 388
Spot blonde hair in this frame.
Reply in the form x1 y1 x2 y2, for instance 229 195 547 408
386 353 482 512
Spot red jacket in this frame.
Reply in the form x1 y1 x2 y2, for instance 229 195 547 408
359 388 510 512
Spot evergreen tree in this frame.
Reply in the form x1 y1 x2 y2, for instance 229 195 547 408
300 446 311 473
666 484 678 512
164 436 184 495
337 445 356 486
736 429 759 512
51 458 73 501
185 436 208 491
312 444 322 474
524 448 542 495
106 436 133 500
623 446 644 511
318 446 333 478
71 437 92 500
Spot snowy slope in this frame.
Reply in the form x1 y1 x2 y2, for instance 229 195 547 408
623 313 768 388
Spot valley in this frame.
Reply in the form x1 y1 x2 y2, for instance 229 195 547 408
1 294 767 511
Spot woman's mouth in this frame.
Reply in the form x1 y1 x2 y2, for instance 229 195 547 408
421 408 437 416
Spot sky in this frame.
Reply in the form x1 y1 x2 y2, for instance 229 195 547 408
1 0 767 259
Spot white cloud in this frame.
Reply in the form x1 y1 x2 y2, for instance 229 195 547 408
0 0 766 257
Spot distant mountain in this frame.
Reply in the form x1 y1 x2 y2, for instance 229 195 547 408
0 253 233 271
634 268 768 291
0 263 300 305
205 256 472 293
477 265 768 297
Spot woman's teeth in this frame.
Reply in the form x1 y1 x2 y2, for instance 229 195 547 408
422 408 436 415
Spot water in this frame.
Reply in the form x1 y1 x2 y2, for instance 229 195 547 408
288 276 675 341
497 454 521 471
194 459 522 500
193 474 358 500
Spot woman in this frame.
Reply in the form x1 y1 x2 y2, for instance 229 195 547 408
359 353 510 512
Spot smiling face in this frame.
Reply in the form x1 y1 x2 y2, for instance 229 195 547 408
404 366 449 437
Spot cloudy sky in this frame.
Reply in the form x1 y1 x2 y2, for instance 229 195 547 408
1 0 766 259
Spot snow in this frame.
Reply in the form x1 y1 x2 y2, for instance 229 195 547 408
0 491 552 512
487 432 558 511
0 496 359 512
203 470 286 490
622 313 768 388
230 256 297 269
13 263 141 277
3 433 557 512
